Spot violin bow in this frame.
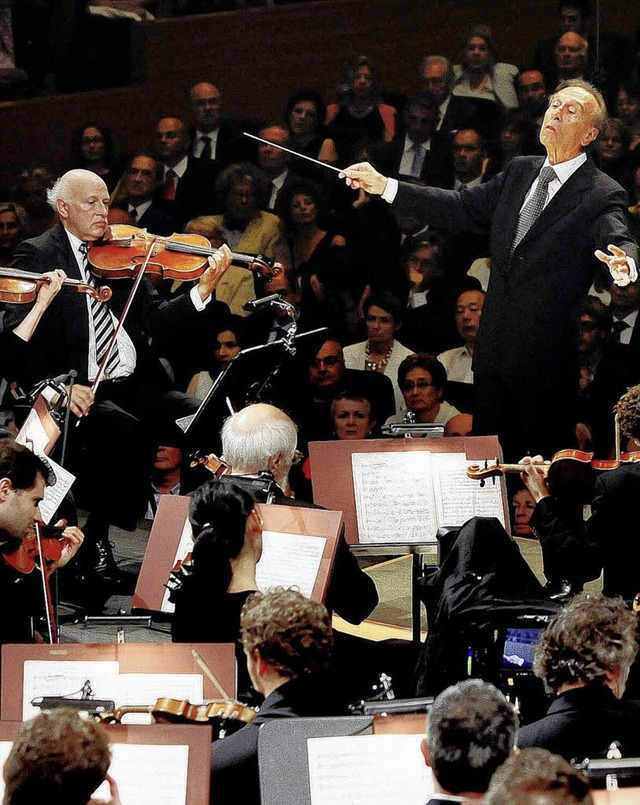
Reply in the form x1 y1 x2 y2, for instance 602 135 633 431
243 132 343 174
34 522 58 643
91 237 157 394
192 648 232 703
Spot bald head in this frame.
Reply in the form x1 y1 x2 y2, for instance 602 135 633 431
221 404 298 488
48 169 109 241
190 82 222 132
555 32 588 77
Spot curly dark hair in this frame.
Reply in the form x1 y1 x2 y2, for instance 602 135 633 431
214 161 270 209
3 709 111 805
614 385 640 441
285 89 327 135
426 679 517 795
189 478 256 594
484 748 593 805
533 592 638 693
240 588 333 678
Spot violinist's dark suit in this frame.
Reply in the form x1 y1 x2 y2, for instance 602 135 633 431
393 156 638 460
4 222 227 529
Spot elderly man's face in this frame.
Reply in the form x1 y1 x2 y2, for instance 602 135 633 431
310 340 345 388
540 86 599 160
555 32 588 74
190 82 222 131
421 61 448 104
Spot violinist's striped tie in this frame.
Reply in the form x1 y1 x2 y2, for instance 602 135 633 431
79 242 120 377
511 166 557 255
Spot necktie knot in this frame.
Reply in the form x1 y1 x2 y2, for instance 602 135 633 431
538 165 557 189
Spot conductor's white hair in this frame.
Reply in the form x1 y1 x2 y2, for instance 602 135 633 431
221 407 297 474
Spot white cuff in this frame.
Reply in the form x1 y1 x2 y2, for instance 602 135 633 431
381 177 399 203
190 284 210 310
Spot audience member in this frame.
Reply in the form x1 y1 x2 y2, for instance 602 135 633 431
326 53 397 163
452 24 519 111
188 80 243 168
386 353 460 426
186 316 248 400
518 592 640 760
0 200 28 263
484 748 593 805
211 588 334 805
517 69 549 131
616 79 640 129
12 164 57 236
330 389 377 440
438 288 485 384
70 122 120 192
285 88 338 169
554 32 590 84
422 678 517 802
343 291 414 416
254 121 301 212
451 128 492 189
186 162 282 315
420 54 503 148
153 115 218 226
3 708 114 805
109 152 178 236
511 483 537 537
497 109 543 169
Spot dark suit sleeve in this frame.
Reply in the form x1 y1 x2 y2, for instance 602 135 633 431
325 530 379 624
591 183 639 265
393 170 507 236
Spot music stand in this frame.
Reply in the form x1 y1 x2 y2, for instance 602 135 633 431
178 327 328 448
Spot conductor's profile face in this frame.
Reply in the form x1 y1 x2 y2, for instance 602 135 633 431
540 86 599 160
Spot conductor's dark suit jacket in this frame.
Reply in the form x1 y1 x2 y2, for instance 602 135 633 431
393 156 638 457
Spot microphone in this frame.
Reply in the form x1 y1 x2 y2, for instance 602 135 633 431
243 293 282 311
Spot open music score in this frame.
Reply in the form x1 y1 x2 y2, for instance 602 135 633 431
133 496 341 615
310 436 508 545
0 721 212 805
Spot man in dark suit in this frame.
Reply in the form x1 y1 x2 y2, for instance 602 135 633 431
188 81 245 168
3 169 232 598
385 93 453 187
153 116 220 226
110 153 178 236
342 79 638 460
422 679 517 803
517 593 640 760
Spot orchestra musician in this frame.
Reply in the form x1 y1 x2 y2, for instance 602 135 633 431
340 79 639 461
0 440 83 645
521 384 640 601
3 168 233 603
210 588 334 805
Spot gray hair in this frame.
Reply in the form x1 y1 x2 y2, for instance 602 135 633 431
221 404 298 477
420 54 455 94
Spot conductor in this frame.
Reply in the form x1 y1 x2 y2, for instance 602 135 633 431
341 80 638 460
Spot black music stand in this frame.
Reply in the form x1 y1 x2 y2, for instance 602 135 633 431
178 327 328 452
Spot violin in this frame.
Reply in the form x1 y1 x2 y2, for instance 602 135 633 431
88 225 281 282
189 450 232 477
466 449 640 484
0 267 112 304
101 697 257 737
2 525 66 575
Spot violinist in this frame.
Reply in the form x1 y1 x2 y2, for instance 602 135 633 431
3 168 233 602
211 588 334 805
171 478 262 695
0 441 83 645
521 384 640 601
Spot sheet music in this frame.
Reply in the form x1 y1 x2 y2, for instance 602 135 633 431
351 452 438 543
37 454 76 524
0 742 190 805
307 734 433 805
161 515 195 614
256 531 326 598
88 744 190 805
431 454 505 528
114 674 204 724
23 661 120 720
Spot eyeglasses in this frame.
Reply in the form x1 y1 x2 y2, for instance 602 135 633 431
312 356 342 368
401 379 435 391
